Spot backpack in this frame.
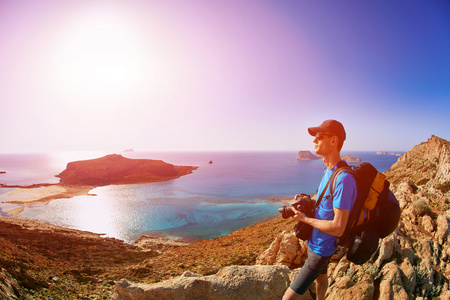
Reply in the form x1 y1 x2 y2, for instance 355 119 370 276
330 161 401 265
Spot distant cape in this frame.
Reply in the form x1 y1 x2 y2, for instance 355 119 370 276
297 151 361 163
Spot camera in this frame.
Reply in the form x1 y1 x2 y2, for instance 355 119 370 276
278 194 315 219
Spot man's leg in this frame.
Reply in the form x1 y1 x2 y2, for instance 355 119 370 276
284 248 330 299
282 287 302 300
315 273 328 300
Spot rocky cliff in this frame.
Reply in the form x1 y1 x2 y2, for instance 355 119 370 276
118 135 450 300
384 135 450 193
57 154 197 186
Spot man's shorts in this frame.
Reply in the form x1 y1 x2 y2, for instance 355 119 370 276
290 247 331 295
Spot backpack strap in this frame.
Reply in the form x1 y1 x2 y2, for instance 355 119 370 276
329 161 363 245
329 160 353 199
314 161 351 209
314 173 334 209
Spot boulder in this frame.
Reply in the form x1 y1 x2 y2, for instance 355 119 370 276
436 214 449 245
379 261 409 300
256 231 307 268
327 273 374 300
116 265 291 300
422 215 435 233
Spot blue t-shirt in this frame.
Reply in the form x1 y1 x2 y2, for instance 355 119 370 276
307 162 357 257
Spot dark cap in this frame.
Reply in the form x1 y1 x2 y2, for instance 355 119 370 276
308 119 346 141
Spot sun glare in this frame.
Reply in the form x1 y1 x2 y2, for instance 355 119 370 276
50 7 149 106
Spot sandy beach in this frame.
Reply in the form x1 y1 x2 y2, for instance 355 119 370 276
3 206 25 216
4 184 94 205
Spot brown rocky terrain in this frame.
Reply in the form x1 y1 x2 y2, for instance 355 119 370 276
1 135 449 299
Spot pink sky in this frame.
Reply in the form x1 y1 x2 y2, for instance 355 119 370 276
1 0 449 153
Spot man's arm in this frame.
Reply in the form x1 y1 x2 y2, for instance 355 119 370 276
291 206 350 237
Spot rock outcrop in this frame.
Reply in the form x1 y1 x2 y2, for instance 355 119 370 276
341 155 361 163
116 265 291 300
57 154 197 186
297 151 321 161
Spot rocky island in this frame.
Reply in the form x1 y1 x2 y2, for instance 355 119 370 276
297 151 320 160
57 154 197 186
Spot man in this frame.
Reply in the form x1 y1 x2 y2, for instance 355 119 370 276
283 120 357 300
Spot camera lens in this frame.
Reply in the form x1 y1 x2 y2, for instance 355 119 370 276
278 205 294 219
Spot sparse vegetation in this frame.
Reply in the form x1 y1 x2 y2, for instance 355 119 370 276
429 280 444 298
412 199 431 216
363 264 382 280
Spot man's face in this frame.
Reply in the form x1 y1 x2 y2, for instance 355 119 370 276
313 132 336 156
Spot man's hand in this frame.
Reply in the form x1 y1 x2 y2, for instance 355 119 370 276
291 205 307 223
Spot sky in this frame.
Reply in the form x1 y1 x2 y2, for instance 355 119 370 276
1 0 449 153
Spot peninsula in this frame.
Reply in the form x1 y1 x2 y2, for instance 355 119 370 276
297 151 361 163
3 154 197 206
377 151 403 156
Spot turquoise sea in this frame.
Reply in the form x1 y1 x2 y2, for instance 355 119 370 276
0 151 401 243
